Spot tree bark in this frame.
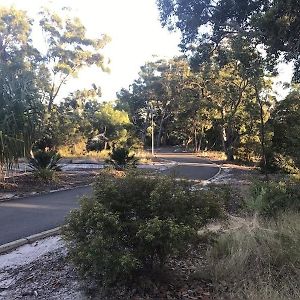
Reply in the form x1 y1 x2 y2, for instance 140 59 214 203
221 125 235 161
156 116 164 147
255 86 268 179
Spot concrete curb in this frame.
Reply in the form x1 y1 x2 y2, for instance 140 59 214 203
0 184 92 203
0 227 61 255
206 161 222 182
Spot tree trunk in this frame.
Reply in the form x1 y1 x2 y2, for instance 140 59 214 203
156 117 164 147
221 125 235 161
255 86 268 179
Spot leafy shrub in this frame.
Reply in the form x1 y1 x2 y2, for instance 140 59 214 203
86 138 106 152
105 147 138 170
63 170 224 286
33 168 55 181
207 212 300 299
246 178 300 217
273 153 299 174
261 151 299 174
29 150 61 181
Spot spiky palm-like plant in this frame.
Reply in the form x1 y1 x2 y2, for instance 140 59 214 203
105 147 138 170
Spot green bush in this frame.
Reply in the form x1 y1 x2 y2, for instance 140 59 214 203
105 147 138 170
261 151 299 174
33 168 55 181
63 170 224 286
29 150 61 171
29 150 61 181
246 178 300 217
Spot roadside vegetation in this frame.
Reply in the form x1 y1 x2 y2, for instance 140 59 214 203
62 171 300 299
0 1 300 299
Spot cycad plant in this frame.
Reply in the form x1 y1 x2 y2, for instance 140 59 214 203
105 147 138 170
29 150 61 181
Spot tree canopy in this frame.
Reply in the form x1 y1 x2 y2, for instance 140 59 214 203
157 0 300 80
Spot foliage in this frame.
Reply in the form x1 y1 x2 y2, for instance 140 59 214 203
262 152 299 174
32 168 56 182
63 170 224 285
0 7 44 174
157 0 300 80
39 7 110 111
207 212 300 299
29 150 61 171
246 178 300 217
105 147 138 170
271 91 300 170
35 91 132 153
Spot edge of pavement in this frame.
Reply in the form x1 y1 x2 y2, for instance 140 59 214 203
0 227 61 255
0 183 92 203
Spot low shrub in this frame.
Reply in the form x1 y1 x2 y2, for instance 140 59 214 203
63 170 224 286
206 212 300 299
105 147 138 170
33 168 55 181
261 151 299 174
29 150 61 171
29 150 61 181
246 178 300 217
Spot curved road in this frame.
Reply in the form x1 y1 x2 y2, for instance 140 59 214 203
0 152 219 246
157 151 219 180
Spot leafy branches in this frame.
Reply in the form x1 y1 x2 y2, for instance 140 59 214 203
39 8 111 111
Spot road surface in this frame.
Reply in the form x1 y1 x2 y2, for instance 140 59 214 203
0 152 219 245
158 152 219 180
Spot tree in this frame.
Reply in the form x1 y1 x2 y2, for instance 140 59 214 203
39 8 111 111
0 7 44 175
271 90 300 168
93 103 131 149
156 0 300 80
118 57 193 147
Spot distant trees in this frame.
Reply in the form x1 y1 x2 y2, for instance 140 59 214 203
39 8 110 111
268 90 300 172
154 0 294 166
0 5 113 173
36 88 131 153
0 7 44 173
117 51 275 162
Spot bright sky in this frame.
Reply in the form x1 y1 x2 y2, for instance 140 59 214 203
1 0 293 101
2 0 181 102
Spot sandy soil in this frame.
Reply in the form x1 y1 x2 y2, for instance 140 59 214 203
0 171 97 201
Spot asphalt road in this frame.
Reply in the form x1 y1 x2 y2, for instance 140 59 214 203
0 152 219 246
0 186 92 245
158 152 219 180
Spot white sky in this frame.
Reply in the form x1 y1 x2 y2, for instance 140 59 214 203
1 0 181 101
1 0 293 101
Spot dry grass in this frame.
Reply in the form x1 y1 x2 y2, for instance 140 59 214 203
59 143 111 160
58 142 152 163
135 150 152 163
196 150 227 161
205 212 300 300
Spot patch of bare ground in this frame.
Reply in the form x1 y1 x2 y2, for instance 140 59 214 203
0 239 213 300
0 171 97 200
